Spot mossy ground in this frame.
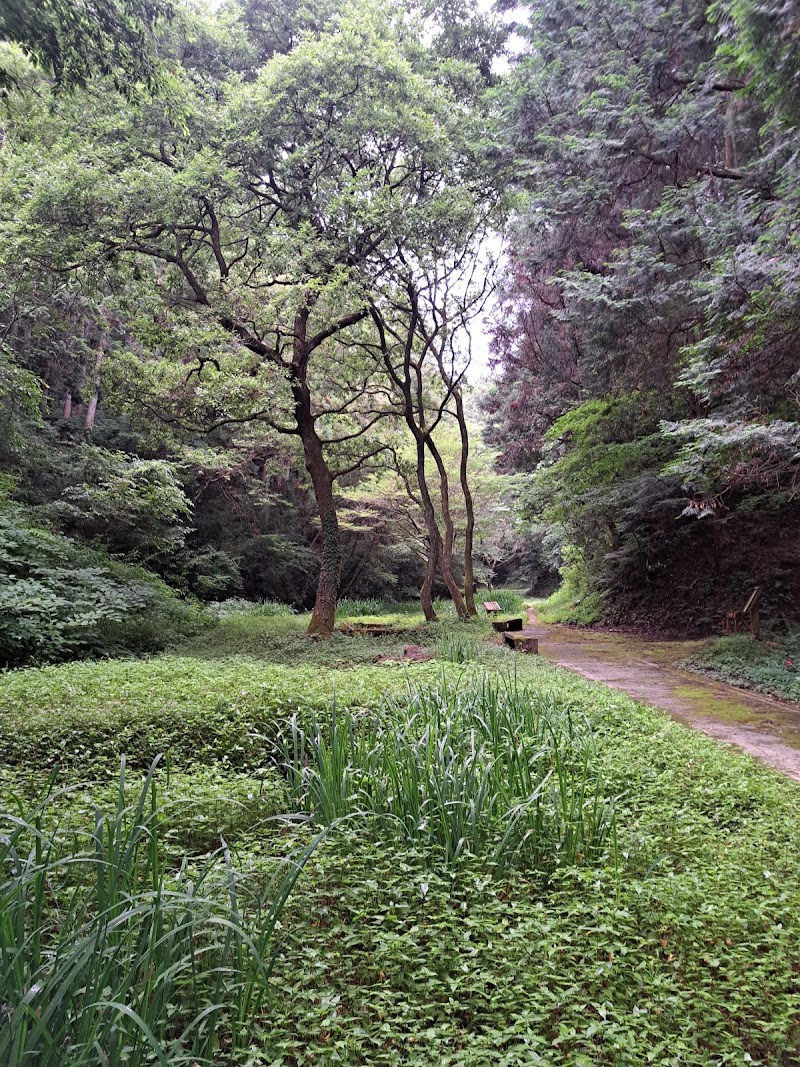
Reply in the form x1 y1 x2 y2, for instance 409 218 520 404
672 685 755 723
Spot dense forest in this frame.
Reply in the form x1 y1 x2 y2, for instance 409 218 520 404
484 0 800 632
1 0 798 668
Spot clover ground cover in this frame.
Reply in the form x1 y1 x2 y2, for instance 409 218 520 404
1 611 799 1064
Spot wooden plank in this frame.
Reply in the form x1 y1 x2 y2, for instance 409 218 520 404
483 601 501 613
491 616 524 633
742 586 761 615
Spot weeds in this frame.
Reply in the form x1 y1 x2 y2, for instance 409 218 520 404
0 757 320 1066
434 629 480 663
336 597 387 617
486 589 526 614
277 675 616 871
686 631 800 702
533 583 605 626
3 611 800 1064
207 598 296 619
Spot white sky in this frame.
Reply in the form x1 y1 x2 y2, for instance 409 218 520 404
462 2 523 386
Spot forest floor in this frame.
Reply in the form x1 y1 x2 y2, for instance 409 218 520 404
4 603 800 1063
527 608 800 782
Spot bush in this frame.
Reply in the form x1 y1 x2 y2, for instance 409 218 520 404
0 504 209 667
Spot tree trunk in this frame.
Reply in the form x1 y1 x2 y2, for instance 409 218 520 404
420 538 438 621
392 448 438 622
414 439 441 622
453 387 477 616
291 334 341 638
301 426 340 637
426 437 468 619
85 346 104 431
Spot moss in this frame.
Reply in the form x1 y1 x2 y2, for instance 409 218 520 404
672 686 754 723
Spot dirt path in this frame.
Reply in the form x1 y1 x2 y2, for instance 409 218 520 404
527 610 800 783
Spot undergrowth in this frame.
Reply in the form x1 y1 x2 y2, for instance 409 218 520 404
2 608 800 1063
279 676 615 870
434 628 480 662
482 588 526 614
207 598 296 619
686 631 800 702
0 757 322 1066
533 581 605 626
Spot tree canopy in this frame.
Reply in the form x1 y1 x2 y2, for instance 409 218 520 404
0 0 798 654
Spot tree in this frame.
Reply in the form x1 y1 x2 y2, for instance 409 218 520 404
369 245 497 620
2 0 495 635
484 0 800 628
0 0 172 94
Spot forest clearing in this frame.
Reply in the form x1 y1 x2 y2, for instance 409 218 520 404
1 0 800 1063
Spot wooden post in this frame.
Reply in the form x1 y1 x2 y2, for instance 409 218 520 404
742 587 762 639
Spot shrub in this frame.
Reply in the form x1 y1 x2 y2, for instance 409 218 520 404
0 504 209 667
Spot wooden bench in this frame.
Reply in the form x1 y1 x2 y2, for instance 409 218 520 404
491 616 523 633
483 600 501 615
503 630 539 654
725 586 761 638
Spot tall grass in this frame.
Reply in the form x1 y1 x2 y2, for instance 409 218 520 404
336 597 385 617
435 629 480 663
208 598 295 619
0 757 319 1066
488 589 526 614
337 597 420 618
278 675 616 872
